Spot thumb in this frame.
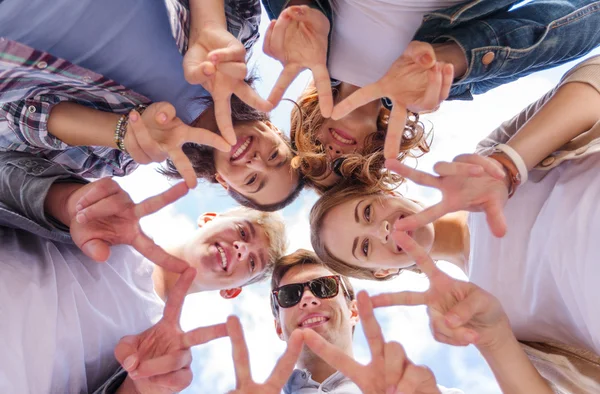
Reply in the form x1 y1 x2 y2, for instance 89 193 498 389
404 41 436 68
81 238 112 262
444 290 487 329
485 198 507 238
147 102 177 126
114 335 140 372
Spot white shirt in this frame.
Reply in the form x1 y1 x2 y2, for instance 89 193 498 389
0 227 164 393
468 153 600 355
328 0 464 87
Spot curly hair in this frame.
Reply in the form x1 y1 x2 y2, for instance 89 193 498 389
289 84 432 194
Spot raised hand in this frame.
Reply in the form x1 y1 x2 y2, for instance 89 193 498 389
331 41 453 159
226 316 303 394
115 268 228 393
263 5 333 117
372 231 511 351
66 177 189 273
183 23 273 146
124 102 231 189
303 291 441 394
386 154 510 237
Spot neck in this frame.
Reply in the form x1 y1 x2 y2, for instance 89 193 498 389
298 345 354 383
429 211 470 273
152 265 181 301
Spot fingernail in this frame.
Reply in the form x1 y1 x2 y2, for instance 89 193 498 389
76 212 87 224
294 7 304 15
129 370 138 380
159 113 167 123
75 204 83 212
445 314 461 327
129 112 138 122
420 53 433 65
123 355 137 370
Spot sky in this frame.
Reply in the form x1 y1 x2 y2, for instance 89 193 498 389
114 8 600 394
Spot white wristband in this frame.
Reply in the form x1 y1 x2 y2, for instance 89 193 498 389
494 144 528 184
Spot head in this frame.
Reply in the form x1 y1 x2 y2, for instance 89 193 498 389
179 207 287 295
271 249 358 364
309 183 434 280
290 81 430 193
160 91 304 212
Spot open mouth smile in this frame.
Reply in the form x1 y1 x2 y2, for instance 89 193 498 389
299 315 330 328
230 136 253 161
216 243 229 271
329 128 356 146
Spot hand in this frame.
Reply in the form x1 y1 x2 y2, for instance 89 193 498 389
331 41 454 159
183 23 272 146
225 316 303 394
303 291 441 394
372 231 512 351
115 268 228 393
386 154 510 237
66 177 189 273
263 5 333 117
124 102 231 189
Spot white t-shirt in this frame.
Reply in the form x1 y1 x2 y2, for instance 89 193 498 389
0 228 164 393
328 0 464 87
468 153 600 355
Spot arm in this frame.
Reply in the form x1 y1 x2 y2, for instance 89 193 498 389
188 0 227 42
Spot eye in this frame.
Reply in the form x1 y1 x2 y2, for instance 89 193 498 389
361 238 369 257
246 174 257 186
269 150 279 161
249 256 256 272
364 204 372 222
238 225 248 241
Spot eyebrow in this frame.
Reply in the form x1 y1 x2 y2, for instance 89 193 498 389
245 220 256 239
354 199 364 224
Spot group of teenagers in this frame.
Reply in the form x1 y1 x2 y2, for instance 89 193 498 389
2 0 600 392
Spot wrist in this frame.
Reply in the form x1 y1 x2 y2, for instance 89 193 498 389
44 182 87 226
476 318 515 354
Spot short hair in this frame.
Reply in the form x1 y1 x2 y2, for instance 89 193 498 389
219 207 288 286
270 249 355 318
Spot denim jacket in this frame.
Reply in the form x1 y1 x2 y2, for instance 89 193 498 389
261 0 600 100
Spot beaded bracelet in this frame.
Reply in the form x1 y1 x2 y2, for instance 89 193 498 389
114 104 148 153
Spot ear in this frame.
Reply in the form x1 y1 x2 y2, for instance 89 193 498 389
274 318 285 341
373 268 400 279
214 173 229 190
219 288 242 299
349 299 359 328
197 212 218 228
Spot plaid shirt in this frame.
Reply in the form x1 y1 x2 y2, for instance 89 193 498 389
0 0 261 179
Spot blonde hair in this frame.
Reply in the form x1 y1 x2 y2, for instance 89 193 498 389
220 207 288 285
290 84 431 194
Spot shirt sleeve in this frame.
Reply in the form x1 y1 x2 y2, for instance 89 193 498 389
0 151 88 230
91 367 128 394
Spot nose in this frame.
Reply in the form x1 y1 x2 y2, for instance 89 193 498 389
376 220 391 244
326 144 343 160
299 286 321 308
246 152 266 171
233 241 249 262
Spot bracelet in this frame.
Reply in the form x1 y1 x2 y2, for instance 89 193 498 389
488 152 520 198
493 144 528 184
114 105 148 153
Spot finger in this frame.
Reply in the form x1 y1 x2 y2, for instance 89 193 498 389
114 335 139 371
417 64 443 111
392 231 444 281
395 364 437 394
215 61 248 81
233 82 274 113
208 45 246 64
131 233 189 273
151 102 178 126
433 161 484 177
370 291 427 308
384 341 407 390
167 148 199 189
227 315 252 384
331 83 381 120
356 291 385 360
124 125 153 165
384 104 408 159
262 19 277 58
393 203 449 232
134 350 192 379
75 192 133 224
75 178 121 212
432 329 472 347
311 64 333 118
384 159 440 188
129 110 167 161
404 41 436 68
454 154 505 180
162 267 196 322
270 9 293 55
213 95 236 146
268 65 301 107
303 329 364 384
444 289 488 330
147 368 193 391
485 199 507 238
439 63 454 102
182 323 228 348
80 238 111 262
265 330 304 389
133 182 189 219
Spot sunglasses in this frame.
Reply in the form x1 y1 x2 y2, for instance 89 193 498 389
272 275 350 309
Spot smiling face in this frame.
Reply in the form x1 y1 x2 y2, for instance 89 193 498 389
182 215 271 291
320 194 435 273
213 121 300 206
274 264 358 359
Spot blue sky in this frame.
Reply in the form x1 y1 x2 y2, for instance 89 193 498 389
115 8 600 393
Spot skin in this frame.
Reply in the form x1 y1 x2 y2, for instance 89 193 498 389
321 194 435 272
214 121 300 205
274 264 359 383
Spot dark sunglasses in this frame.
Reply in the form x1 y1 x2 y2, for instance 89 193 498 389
272 275 350 309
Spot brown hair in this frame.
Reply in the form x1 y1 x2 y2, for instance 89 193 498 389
289 84 431 194
309 182 418 281
270 249 355 317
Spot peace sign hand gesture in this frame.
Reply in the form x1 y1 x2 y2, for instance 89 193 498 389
67 177 190 273
263 5 333 117
124 102 232 189
386 155 509 238
331 41 454 159
303 291 441 394
183 23 273 146
371 231 511 351
226 316 303 394
115 268 228 393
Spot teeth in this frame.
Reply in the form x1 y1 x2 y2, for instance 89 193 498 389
331 129 354 145
232 138 251 160
216 245 227 269
301 316 327 327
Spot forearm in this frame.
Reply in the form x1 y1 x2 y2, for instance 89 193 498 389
507 82 600 170
44 182 85 227
189 0 226 42
47 102 120 149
